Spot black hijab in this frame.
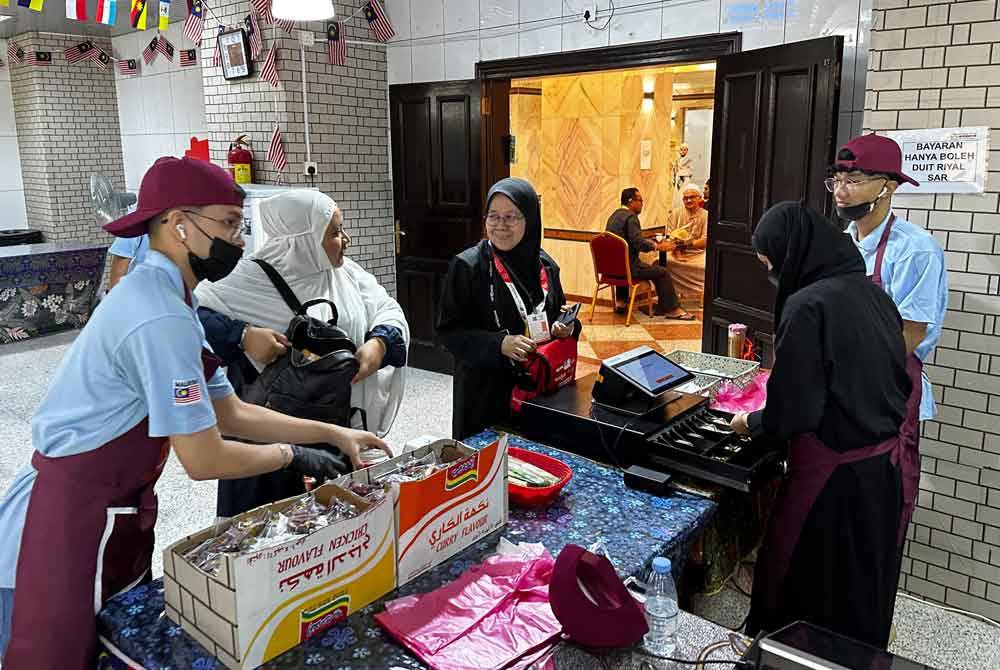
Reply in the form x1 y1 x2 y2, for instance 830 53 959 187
752 201 866 325
486 177 544 306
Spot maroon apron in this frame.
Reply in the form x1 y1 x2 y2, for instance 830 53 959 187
4 350 220 669
869 214 923 547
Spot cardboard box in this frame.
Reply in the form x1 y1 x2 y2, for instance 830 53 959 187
342 434 509 586
163 484 396 669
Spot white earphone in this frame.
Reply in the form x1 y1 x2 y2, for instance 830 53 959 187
176 225 187 240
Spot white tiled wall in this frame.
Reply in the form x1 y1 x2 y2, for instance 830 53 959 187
112 23 207 191
0 39 28 231
384 0 872 123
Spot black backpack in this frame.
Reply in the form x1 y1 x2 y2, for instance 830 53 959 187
241 259 367 435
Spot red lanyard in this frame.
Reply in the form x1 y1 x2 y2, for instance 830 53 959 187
488 248 549 330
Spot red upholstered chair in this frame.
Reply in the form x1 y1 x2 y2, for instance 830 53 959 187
588 232 655 327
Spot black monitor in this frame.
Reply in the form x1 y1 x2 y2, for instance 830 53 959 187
592 346 695 413
757 621 937 670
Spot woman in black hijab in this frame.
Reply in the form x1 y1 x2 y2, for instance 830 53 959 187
437 178 579 439
731 202 913 648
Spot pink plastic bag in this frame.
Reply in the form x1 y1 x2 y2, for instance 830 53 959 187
710 371 770 414
375 544 562 670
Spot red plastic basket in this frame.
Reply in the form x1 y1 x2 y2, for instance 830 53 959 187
507 447 573 507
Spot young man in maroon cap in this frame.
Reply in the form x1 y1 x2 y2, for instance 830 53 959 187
0 157 391 668
828 133 948 592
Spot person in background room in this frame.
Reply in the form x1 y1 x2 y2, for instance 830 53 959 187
437 177 580 439
0 157 390 669
605 188 694 320
702 179 710 211
674 143 693 194
195 190 409 517
664 182 709 301
730 202 914 649
107 233 149 289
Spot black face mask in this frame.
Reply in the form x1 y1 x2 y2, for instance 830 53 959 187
185 221 243 282
835 184 888 222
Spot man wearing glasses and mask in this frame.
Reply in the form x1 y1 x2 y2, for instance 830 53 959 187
827 134 947 553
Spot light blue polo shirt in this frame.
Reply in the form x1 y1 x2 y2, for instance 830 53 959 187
846 211 948 421
0 250 233 592
109 234 149 274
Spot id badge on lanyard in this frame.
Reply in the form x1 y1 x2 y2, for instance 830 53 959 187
490 249 551 344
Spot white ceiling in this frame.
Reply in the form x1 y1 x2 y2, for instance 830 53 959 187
0 0 187 40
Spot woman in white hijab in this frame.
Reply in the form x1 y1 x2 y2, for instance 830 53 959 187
197 189 409 432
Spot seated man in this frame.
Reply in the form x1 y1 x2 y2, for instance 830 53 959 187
605 187 693 320
665 182 709 303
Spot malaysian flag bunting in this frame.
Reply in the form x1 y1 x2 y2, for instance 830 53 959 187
363 0 394 42
93 49 111 70
184 0 204 45
27 51 52 66
212 26 223 66
250 0 271 24
327 22 346 66
130 0 148 29
274 16 293 32
64 40 94 64
158 0 171 31
117 57 139 75
18 0 44 12
7 41 24 66
156 35 175 61
245 12 262 60
267 125 287 172
180 48 196 67
259 44 278 87
66 0 87 21
95 0 117 25
142 36 158 64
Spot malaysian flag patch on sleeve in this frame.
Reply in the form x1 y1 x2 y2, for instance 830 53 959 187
173 379 202 405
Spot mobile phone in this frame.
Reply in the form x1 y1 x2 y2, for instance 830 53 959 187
558 303 581 325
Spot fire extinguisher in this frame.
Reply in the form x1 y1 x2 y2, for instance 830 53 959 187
227 135 253 184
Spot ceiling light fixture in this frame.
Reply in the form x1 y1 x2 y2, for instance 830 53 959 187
271 0 335 22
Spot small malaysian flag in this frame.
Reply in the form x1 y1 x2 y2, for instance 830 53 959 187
267 125 287 172
117 58 139 75
274 16 293 32
93 49 112 70
245 12 262 60
180 48 196 67
27 51 52 66
7 41 24 66
363 0 395 42
212 26 223 66
173 378 202 405
64 40 94 64
250 0 271 24
184 0 204 45
143 36 158 64
156 35 175 61
259 45 278 87
327 22 346 66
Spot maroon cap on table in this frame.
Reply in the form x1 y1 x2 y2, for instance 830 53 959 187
548 544 648 649
834 133 920 187
103 156 246 238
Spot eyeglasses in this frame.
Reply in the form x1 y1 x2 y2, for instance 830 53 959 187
484 213 525 227
182 209 244 241
823 176 886 193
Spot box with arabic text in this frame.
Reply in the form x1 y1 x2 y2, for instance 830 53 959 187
162 483 396 669
342 434 508 586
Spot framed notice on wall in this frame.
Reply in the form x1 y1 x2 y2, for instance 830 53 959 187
882 127 989 194
219 27 254 80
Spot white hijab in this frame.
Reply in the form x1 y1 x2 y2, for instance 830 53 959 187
195 190 409 437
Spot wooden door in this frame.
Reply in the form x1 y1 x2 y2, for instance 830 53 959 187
391 80 482 373
702 36 843 366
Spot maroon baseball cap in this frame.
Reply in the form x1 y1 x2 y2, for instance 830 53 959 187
548 544 648 648
834 133 919 187
103 156 246 238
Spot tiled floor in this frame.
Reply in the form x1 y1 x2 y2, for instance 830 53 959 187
1 330 998 669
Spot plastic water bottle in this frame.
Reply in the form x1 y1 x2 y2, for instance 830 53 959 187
644 556 679 657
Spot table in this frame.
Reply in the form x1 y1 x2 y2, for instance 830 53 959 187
0 241 107 344
97 431 724 669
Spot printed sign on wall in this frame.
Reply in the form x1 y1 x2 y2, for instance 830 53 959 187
883 127 989 194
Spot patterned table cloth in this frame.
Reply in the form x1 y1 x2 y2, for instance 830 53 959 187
0 241 108 344
98 430 717 669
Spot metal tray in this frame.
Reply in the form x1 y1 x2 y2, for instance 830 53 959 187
666 350 760 389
